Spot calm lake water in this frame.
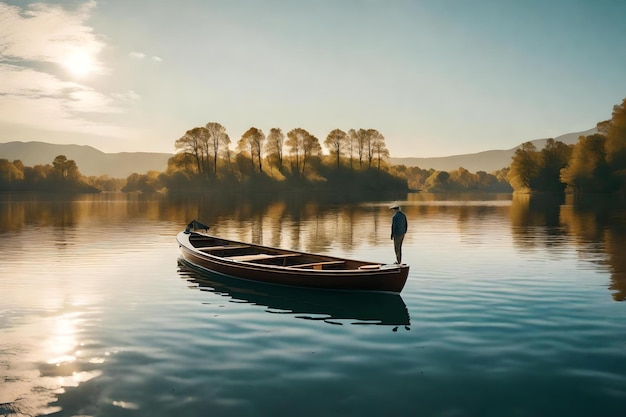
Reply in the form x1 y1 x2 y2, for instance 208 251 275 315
1 192 625 417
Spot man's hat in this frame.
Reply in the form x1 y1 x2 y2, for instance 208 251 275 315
389 204 400 209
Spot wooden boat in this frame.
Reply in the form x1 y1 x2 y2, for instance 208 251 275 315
178 260 411 326
177 220 410 293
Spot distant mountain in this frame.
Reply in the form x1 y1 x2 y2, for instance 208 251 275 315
0 141 172 178
390 128 597 173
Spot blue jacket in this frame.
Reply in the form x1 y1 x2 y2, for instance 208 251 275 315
391 210 408 238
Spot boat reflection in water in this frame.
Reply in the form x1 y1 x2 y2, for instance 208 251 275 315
178 259 410 329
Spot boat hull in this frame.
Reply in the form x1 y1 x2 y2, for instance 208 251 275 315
177 231 409 293
179 259 411 325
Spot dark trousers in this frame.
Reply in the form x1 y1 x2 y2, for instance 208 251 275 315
393 234 405 264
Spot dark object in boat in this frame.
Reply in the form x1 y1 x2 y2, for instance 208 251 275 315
177 220 410 293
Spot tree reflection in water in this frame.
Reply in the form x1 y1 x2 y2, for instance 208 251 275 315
1 191 625 301
510 193 626 301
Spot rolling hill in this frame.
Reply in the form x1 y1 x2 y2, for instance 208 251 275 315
0 141 171 178
390 128 596 172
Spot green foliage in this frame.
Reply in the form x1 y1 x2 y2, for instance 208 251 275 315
388 164 510 192
0 156 100 193
175 122 230 178
51 155 81 182
424 170 450 192
345 128 388 169
560 134 612 193
286 128 321 176
602 98 626 169
501 97 626 195
389 165 431 190
166 123 401 194
507 142 539 192
324 129 348 168
265 128 285 173
536 139 573 192
0 159 24 185
121 171 163 193
559 98 626 194
317 165 408 196
85 175 126 191
506 139 572 193
238 127 265 173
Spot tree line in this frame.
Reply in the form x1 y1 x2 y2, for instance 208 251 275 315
168 124 391 179
0 126 405 195
389 165 512 192
390 98 626 195
507 97 626 195
0 155 103 193
2 97 625 195
146 124 404 194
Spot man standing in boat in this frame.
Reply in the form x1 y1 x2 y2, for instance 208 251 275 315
390 204 408 264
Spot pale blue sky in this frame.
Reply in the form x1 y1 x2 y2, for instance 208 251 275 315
1 0 625 157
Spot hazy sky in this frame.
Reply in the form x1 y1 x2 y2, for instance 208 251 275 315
1 0 625 157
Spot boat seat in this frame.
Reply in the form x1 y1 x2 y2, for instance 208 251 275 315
287 260 345 270
227 253 299 262
358 264 381 270
196 245 250 252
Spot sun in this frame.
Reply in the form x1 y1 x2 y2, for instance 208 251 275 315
62 50 96 78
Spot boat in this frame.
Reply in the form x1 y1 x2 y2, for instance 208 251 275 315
177 220 410 293
178 260 411 327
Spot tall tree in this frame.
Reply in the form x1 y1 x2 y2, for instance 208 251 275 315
600 98 626 191
365 129 377 168
175 127 207 175
238 127 265 173
205 122 231 176
370 130 389 171
507 142 539 192
286 128 305 174
536 139 572 192
560 134 610 192
324 129 348 168
52 155 80 181
301 132 322 175
236 133 253 170
286 128 321 175
449 167 474 190
166 152 197 174
265 127 285 173
348 129 368 168
0 159 24 184
346 129 356 170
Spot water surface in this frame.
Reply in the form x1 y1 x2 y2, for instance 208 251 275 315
1 192 625 417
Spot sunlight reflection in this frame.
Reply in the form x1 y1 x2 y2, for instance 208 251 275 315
113 400 140 410
0 305 107 417
45 313 81 359
55 370 102 388
47 355 76 365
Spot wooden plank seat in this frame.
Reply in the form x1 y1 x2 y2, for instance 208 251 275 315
287 260 345 270
196 245 250 252
227 253 299 262
358 264 381 270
